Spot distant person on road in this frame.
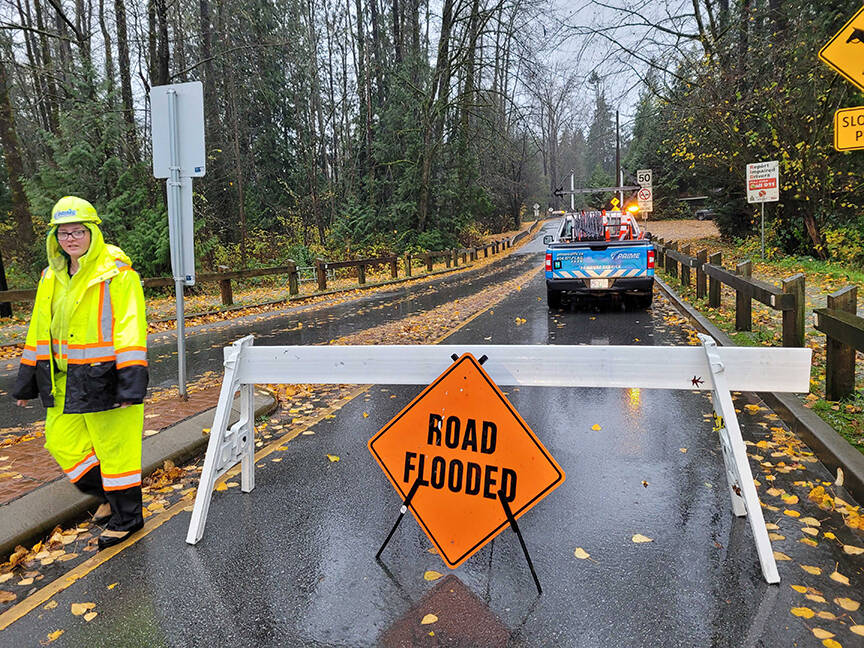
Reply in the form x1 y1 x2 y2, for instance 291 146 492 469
13 196 149 550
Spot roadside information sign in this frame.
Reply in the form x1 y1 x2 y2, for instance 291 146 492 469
150 81 206 400
151 81 206 179
834 106 864 151
636 169 652 186
746 161 779 204
819 5 864 93
636 169 653 213
368 353 565 569
637 187 653 213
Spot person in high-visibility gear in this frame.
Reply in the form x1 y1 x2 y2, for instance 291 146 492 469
13 196 149 550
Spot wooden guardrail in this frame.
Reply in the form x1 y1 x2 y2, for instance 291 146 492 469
814 286 863 401
0 237 519 313
654 238 805 348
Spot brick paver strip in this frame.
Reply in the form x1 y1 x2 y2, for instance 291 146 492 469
0 385 222 507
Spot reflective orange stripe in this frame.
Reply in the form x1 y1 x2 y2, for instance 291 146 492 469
116 359 148 369
67 355 116 365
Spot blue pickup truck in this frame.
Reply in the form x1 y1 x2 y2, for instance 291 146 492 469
543 211 655 309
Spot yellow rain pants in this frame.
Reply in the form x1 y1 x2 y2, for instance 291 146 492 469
45 372 144 490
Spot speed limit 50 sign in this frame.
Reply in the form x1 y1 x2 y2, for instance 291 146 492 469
637 169 652 186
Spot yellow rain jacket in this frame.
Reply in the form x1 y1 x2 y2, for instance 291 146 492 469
13 223 149 413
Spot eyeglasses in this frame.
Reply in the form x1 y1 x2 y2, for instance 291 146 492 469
57 229 88 241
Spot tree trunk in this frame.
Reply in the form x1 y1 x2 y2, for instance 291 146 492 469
417 0 455 230
148 0 158 84
392 0 401 63
155 0 170 86
0 56 35 253
173 0 187 82
226 68 248 268
99 0 116 105
33 0 59 132
114 0 138 161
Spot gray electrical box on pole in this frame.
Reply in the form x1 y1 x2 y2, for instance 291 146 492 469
150 81 205 399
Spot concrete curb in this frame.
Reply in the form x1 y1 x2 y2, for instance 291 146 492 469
655 276 864 504
0 390 276 557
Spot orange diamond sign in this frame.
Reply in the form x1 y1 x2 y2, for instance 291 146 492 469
819 5 864 93
368 353 565 568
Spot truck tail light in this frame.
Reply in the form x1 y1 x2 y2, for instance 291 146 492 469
545 252 552 271
647 249 655 269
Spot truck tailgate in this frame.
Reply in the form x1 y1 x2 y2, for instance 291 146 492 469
549 244 651 279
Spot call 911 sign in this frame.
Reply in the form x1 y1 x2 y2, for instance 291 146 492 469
368 353 564 568
746 160 779 204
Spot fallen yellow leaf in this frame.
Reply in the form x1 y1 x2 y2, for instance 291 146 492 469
773 551 791 561
801 527 819 536
829 568 849 586
632 534 653 543
812 628 835 640
800 565 821 575
834 597 860 611
423 571 442 581
790 606 815 618
326 454 340 462
823 532 836 540
214 483 227 492
790 585 807 593
421 613 438 625
821 639 841 648
71 602 96 616
783 509 800 518
591 424 602 431
573 547 590 560
0 590 16 603
83 611 98 622
800 517 821 526
107 582 119 590
43 630 64 643
806 594 827 603
800 538 818 547
843 544 864 555
363 412 369 418
817 611 838 620
849 625 864 636
679 448 687 453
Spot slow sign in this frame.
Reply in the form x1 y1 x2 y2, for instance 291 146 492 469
368 353 564 568
834 106 864 151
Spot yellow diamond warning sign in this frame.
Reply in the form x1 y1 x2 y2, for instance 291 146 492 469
819 5 864 93
368 353 564 569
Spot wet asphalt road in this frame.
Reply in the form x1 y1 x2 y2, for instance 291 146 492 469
3 225 862 647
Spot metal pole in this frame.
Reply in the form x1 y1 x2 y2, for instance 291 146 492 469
570 170 575 212
616 110 622 205
761 202 765 260
167 90 188 399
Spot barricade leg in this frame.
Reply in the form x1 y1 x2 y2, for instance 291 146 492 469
700 335 779 584
186 336 256 545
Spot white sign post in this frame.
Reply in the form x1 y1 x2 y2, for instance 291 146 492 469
637 169 653 217
746 161 779 259
151 81 205 399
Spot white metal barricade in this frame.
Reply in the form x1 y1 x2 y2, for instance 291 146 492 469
185 334 812 584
